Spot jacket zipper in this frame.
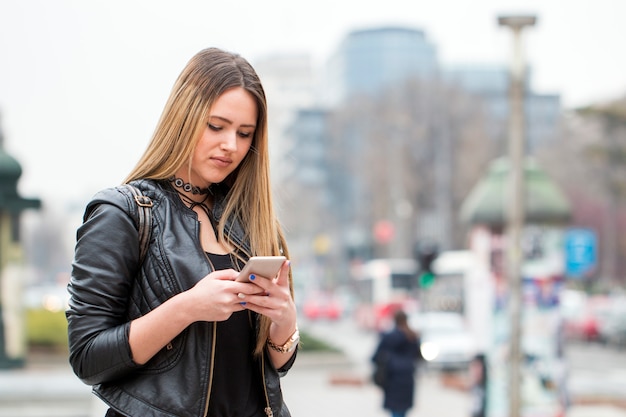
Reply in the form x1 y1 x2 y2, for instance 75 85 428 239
260 352 273 417
247 311 273 417
203 321 218 417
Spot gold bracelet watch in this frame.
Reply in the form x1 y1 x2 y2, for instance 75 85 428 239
267 327 300 353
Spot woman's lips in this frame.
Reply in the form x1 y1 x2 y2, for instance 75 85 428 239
211 156 232 167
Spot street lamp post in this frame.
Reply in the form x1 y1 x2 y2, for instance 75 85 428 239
498 14 536 417
0 119 41 368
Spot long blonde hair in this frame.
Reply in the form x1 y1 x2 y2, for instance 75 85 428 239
124 47 291 356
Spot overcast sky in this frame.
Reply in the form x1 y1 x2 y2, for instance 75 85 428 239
0 0 624 208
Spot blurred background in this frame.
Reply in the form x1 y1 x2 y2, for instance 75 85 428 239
0 1 625 416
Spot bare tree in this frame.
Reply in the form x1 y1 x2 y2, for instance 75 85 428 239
324 77 495 255
536 97 626 286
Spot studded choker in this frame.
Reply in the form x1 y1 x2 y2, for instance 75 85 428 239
169 177 211 195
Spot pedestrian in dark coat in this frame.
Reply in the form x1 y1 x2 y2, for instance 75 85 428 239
372 309 421 417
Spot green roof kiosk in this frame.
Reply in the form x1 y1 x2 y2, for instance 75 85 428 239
0 124 41 368
460 157 571 227
459 156 572 417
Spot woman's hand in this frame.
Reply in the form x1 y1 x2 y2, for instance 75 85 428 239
236 260 296 330
183 268 268 322
128 268 266 365
237 261 298 367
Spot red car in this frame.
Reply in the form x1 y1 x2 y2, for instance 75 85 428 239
562 294 611 342
302 293 342 320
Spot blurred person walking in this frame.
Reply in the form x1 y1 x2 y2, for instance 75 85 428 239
66 47 298 417
372 309 422 417
469 354 487 417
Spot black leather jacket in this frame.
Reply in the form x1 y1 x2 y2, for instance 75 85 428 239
67 179 295 417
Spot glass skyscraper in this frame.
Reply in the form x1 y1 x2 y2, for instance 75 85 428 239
323 26 439 107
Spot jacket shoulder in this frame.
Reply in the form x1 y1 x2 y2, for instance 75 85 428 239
83 179 164 223
85 187 133 221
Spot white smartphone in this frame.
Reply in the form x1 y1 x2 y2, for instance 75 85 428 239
236 256 287 282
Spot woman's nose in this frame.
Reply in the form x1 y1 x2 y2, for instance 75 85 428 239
220 131 238 151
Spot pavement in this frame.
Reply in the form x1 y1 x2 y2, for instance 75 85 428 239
1 349 626 417
0 351 463 417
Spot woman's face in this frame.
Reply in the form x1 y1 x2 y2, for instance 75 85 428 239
179 87 257 188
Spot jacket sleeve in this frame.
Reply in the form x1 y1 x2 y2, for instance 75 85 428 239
66 187 143 385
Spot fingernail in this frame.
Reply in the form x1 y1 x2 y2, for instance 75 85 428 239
238 293 246 299
240 301 247 306
249 274 256 281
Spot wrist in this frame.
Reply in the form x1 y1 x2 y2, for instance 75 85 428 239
170 291 197 327
267 325 299 353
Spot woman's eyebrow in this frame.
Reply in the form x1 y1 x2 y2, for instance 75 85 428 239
209 115 256 129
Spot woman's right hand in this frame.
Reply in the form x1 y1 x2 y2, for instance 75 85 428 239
128 268 263 365
182 268 265 322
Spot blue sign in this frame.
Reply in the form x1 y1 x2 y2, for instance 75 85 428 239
564 228 597 278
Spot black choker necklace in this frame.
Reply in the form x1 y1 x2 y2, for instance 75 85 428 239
169 177 210 195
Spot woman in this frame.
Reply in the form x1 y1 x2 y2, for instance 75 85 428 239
66 48 298 417
372 310 421 417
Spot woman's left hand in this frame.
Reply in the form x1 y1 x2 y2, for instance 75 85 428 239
239 260 298 366
238 260 297 333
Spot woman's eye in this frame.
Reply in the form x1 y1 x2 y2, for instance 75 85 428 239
238 131 253 139
208 123 221 132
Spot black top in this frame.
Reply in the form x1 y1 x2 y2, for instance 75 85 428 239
206 253 265 417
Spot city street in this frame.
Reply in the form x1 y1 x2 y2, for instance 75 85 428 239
0 317 626 417
0 346 471 417
299 316 626 417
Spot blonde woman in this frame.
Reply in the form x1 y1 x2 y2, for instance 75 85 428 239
67 48 298 417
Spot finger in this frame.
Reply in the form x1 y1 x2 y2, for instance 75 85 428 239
212 268 239 281
246 273 273 291
275 260 291 286
239 296 278 315
233 292 256 310
231 281 267 297
243 294 296 325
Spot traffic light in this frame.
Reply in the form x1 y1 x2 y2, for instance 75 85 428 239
414 240 438 288
419 271 436 288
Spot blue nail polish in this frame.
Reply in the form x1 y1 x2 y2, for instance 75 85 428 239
249 274 256 281
240 301 247 306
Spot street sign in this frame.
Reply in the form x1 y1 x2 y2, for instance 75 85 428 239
564 228 597 279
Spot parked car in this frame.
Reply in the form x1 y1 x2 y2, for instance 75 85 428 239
302 291 343 321
561 292 612 342
410 311 476 371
